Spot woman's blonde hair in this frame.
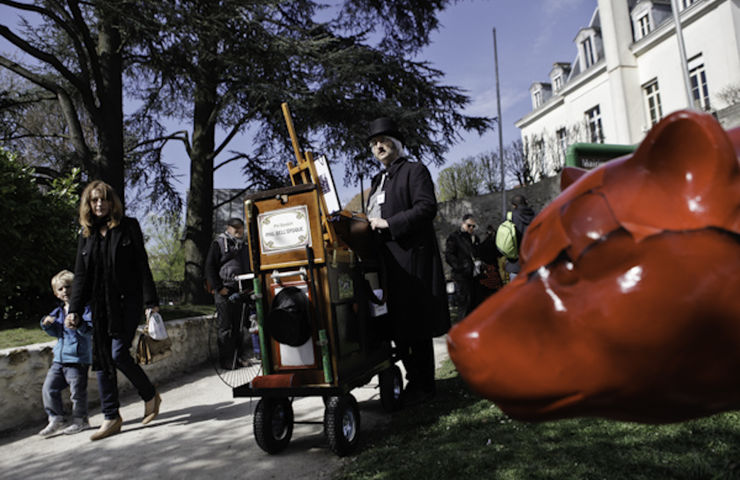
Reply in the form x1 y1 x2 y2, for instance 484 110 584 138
79 180 123 237
51 269 74 291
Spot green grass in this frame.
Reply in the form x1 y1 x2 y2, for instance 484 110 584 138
334 360 740 480
0 304 215 349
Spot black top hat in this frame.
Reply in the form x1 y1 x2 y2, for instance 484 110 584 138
367 117 404 144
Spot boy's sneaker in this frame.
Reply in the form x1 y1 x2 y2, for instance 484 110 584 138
38 418 66 437
62 417 90 435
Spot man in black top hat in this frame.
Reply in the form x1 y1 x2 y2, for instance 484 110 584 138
365 117 450 406
205 217 252 369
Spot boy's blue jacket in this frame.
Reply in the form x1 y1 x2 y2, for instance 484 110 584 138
41 304 93 364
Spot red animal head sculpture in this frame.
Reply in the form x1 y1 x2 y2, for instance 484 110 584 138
448 110 740 423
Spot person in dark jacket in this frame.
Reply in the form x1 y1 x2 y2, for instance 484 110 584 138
204 217 252 369
67 180 161 441
365 117 451 406
505 194 536 279
445 214 481 319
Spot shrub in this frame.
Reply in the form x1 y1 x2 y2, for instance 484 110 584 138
0 149 80 324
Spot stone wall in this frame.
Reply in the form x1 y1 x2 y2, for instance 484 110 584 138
0 315 216 434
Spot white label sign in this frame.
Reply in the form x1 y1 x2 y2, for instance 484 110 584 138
258 205 312 254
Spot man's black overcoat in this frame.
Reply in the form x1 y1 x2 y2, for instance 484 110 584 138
368 157 450 341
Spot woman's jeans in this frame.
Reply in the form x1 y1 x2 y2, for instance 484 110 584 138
97 316 156 420
42 362 89 420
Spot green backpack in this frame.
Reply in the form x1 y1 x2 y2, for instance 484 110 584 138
496 212 519 260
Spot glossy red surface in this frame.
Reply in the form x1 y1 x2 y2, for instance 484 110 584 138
447 110 740 423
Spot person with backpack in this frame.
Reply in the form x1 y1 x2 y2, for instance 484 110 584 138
445 214 481 319
205 217 252 369
497 194 536 281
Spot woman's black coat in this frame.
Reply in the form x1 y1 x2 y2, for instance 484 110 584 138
69 216 158 331
368 157 450 341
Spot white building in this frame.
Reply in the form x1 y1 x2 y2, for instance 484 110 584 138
515 0 740 178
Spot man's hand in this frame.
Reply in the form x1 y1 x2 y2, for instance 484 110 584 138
42 316 55 327
64 313 80 330
369 217 389 231
218 287 229 296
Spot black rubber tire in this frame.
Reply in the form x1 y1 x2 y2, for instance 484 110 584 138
324 394 360 457
253 398 293 454
379 365 403 412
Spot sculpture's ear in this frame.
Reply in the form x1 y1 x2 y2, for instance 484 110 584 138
561 167 588 191
626 110 737 191
606 110 740 237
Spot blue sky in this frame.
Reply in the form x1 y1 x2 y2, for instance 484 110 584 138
1 0 598 206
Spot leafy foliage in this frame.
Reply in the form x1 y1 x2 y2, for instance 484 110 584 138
0 148 79 324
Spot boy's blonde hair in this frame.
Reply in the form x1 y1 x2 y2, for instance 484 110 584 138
51 270 74 291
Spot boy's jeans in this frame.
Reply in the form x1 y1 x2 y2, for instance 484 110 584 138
42 362 89 420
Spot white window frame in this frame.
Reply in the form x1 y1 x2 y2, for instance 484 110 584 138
637 14 651 38
533 89 543 108
643 79 663 126
581 37 596 68
585 105 604 143
556 127 568 166
553 75 562 92
688 55 710 110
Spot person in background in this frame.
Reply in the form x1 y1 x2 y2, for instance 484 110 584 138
445 214 481 319
476 224 503 299
38 270 93 437
205 217 252 369
504 194 536 280
67 180 161 441
366 116 450 406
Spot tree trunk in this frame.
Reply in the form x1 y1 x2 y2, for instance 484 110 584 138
182 77 217 304
95 5 126 204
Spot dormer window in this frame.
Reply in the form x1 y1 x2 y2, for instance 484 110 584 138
582 37 595 67
637 14 651 37
534 90 543 108
530 82 552 109
575 28 600 71
549 63 571 93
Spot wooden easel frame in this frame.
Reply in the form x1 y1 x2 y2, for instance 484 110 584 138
281 102 338 246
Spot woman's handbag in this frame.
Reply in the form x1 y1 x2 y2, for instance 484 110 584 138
136 310 172 365
136 331 172 365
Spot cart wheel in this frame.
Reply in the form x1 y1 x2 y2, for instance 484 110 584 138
253 398 293 454
324 394 360 457
379 365 403 412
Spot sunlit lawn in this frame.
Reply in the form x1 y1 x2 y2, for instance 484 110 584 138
335 360 740 480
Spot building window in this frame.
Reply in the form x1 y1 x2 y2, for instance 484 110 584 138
680 0 697 10
581 37 596 68
533 90 543 108
585 105 604 143
689 56 710 110
643 79 663 126
556 128 568 166
637 14 651 38
553 75 562 92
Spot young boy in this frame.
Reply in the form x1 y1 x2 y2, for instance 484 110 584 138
38 270 93 437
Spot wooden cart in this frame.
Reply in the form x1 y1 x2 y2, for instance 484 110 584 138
232 105 402 456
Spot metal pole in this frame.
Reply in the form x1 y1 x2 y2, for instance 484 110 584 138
670 0 695 109
493 28 506 220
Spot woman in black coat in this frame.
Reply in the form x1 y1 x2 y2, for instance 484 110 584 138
365 117 450 406
66 180 161 441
